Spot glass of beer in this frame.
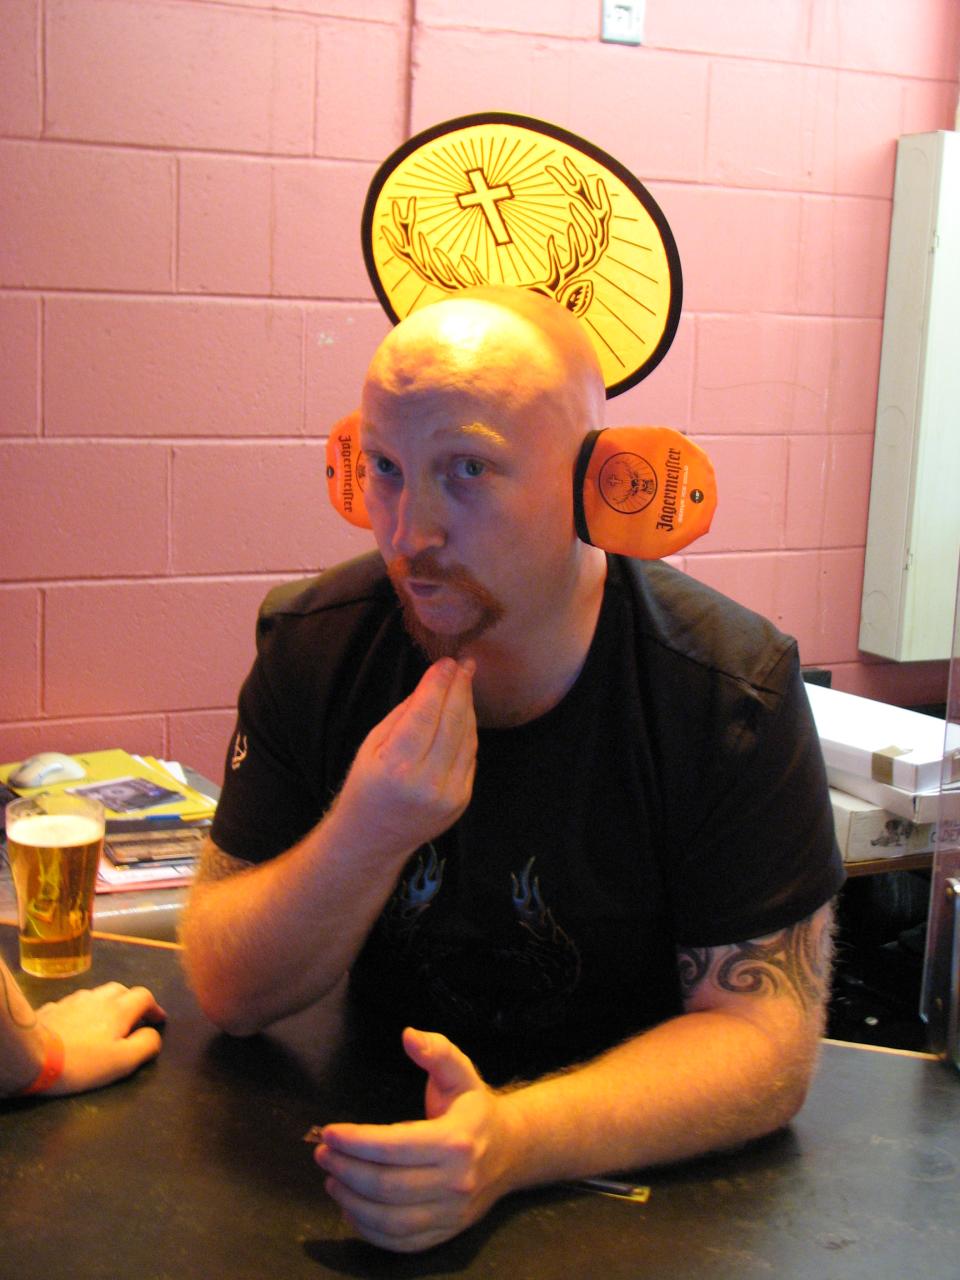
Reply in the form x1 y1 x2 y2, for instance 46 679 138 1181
5 793 104 977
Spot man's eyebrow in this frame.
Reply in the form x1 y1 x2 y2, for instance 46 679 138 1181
360 421 510 448
446 422 508 446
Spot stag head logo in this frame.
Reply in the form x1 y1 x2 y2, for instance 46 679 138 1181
380 156 612 319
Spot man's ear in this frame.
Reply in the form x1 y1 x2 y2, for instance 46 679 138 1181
325 410 372 529
326 411 717 558
573 426 716 558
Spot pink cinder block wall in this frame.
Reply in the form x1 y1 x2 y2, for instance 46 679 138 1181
1 0 958 784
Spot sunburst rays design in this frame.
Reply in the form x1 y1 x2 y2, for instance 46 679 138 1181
363 116 682 396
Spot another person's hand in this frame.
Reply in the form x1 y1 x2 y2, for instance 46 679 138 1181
36 982 166 1095
315 1027 516 1253
335 658 477 858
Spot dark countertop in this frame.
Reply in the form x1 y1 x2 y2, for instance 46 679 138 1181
1 928 958 1280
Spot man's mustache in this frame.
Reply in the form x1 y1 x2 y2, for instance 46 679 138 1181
388 554 495 604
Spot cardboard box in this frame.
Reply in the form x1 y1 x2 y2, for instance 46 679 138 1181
829 787 937 862
805 683 946 793
825 767 941 824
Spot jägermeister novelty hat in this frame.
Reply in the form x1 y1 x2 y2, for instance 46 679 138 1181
361 112 682 399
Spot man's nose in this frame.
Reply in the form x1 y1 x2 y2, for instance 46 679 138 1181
391 482 446 557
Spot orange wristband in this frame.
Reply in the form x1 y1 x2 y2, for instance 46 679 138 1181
18 1027 66 1096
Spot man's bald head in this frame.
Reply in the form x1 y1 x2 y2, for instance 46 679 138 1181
362 286 605 448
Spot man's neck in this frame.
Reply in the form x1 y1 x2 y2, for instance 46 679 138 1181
466 548 608 729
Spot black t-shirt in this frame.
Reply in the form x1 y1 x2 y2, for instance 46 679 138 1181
213 553 843 1081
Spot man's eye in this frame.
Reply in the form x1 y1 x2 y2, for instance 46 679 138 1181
371 455 400 478
452 458 486 479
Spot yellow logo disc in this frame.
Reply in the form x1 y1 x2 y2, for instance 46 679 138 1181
362 113 682 398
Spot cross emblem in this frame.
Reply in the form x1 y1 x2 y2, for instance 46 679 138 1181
457 169 514 244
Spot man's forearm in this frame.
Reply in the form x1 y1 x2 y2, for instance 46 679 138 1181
312 996 826 1253
180 805 410 1035
496 908 833 1191
182 658 478 1035
495 1002 822 1194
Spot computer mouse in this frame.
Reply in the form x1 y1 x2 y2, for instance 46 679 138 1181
8 752 87 787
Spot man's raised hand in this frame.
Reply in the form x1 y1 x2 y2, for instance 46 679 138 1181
336 658 478 859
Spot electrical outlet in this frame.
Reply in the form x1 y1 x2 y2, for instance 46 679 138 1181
601 0 644 45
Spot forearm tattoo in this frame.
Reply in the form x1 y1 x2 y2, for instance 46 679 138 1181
677 907 835 1015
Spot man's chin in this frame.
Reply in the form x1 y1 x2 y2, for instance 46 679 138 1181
409 626 469 663
398 595 501 662
387 555 505 662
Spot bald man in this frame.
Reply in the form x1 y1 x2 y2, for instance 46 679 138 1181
181 287 842 1253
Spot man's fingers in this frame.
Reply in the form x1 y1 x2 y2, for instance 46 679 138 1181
364 698 411 750
321 1119 448 1165
365 663 452 762
315 1145 444 1204
427 663 476 769
323 1177 446 1252
402 1027 481 1097
399 658 460 731
385 660 473 764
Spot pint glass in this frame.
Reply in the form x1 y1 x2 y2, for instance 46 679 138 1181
6 793 104 977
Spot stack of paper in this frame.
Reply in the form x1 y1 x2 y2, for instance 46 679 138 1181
0 750 216 892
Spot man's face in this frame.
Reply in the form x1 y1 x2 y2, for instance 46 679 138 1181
360 378 580 662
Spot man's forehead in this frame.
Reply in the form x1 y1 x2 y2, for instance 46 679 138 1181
360 291 602 446
360 400 512 448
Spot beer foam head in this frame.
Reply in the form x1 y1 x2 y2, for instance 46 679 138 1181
7 813 103 846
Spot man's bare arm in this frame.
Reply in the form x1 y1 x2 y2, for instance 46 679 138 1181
192 841 254 884
501 901 837 1182
180 821 406 1035
314 902 836 1252
678 897 835 1020
179 658 477 1035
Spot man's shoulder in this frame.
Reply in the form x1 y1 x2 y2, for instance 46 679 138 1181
252 552 397 675
258 551 391 626
616 557 797 694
